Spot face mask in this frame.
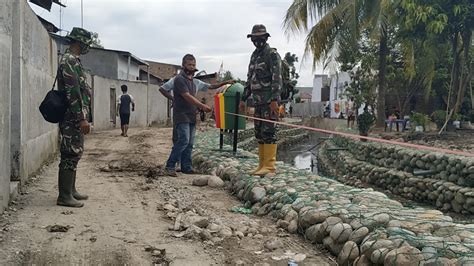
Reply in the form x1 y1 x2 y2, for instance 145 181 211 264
252 37 267 48
79 43 90 54
184 68 197 75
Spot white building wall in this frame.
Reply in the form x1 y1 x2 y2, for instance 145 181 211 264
312 75 323 102
0 0 13 211
11 0 59 184
117 56 140 81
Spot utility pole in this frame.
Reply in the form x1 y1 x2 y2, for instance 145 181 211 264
81 0 83 28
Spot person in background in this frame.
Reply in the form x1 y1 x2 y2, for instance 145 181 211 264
117 84 135 137
279 104 285 119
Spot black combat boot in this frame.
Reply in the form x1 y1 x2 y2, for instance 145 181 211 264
72 171 88 200
57 169 84 207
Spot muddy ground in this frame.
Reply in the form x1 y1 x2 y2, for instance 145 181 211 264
0 127 334 265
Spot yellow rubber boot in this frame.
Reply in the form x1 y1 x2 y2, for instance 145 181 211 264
254 144 277 176
250 144 264 174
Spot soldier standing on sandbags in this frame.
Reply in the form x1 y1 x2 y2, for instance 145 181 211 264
240 24 282 176
56 27 93 207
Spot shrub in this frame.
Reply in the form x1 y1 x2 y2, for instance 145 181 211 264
411 112 430 130
357 111 375 138
431 110 463 129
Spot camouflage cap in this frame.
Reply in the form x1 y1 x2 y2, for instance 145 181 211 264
247 24 271 38
67 27 92 45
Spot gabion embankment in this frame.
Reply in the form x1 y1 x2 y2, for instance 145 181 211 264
318 136 474 215
193 130 474 265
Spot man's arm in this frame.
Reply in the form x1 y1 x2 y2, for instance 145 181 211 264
116 96 120 116
159 87 174 101
130 95 135 111
175 77 211 112
241 59 253 102
270 51 283 102
208 80 235 90
181 92 210 111
61 56 86 121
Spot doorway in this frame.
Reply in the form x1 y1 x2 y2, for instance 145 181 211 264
110 88 116 126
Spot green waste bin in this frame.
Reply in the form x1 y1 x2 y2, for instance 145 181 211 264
223 83 246 130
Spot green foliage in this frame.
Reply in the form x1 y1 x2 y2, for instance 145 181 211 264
340 30 378 110
411 112 430 129
222 70 234 82
90 32 103 48
236 78 246 86
431 110 448 128
283 52 299 101
431 110 463 129
357 111 375 135
295 96 301 103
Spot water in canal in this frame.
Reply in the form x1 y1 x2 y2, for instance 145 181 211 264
277 133 325 174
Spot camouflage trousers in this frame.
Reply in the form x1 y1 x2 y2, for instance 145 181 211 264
254 104 278 144
59 120 84 171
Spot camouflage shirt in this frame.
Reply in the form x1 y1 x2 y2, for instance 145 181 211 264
58 49 90 122
243 43 282 104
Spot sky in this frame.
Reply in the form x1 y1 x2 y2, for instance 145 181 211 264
30 0 325 87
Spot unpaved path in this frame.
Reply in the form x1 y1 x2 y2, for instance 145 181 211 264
0 127 334 265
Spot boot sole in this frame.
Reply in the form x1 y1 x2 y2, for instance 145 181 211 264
57 201 84 208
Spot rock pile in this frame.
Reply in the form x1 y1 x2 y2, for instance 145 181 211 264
158 199 271 245
318 137 474 214
193 131 474 265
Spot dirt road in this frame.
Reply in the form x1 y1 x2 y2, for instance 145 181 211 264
0 127 334 265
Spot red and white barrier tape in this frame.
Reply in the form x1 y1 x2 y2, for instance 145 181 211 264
225 112 474 158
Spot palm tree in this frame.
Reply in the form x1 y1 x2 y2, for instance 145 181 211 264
283 0 395 126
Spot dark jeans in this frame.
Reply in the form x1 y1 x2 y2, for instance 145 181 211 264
166 122 195 171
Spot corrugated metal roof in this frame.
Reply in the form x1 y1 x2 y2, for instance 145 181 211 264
30 0 65 11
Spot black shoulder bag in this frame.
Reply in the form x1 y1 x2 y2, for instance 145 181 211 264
39 68 67 123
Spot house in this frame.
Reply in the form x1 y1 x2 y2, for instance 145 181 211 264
49 33 149 81
294 87 313 102
195 72 219 109
328 72 351 101
139 68 164 85
311 74 330 102
37 16 59 33
80 47 149 81
145 60 181 81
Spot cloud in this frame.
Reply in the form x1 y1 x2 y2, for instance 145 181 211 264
30 0 324 87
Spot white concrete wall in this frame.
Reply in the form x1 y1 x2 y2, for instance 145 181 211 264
148 85 169 126
11 0 59 183
329 72 351 101
0 0 13 210
91 76 167 131
117 56 140 81
312 76 323 102
292 102 325 117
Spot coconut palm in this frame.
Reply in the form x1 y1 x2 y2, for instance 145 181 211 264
283 0 396 126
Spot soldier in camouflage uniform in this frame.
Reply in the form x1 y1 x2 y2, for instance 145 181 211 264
56 27 93 207
240 24 282 176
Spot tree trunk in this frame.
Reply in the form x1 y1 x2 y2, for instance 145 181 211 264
453 29 472 114
450 33 462 112
376 32 388 127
